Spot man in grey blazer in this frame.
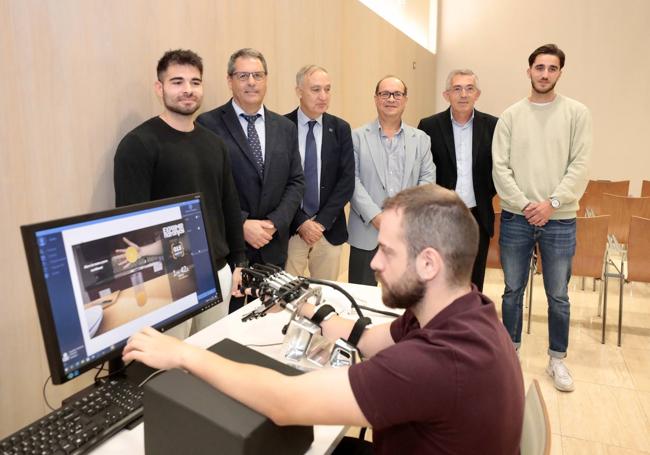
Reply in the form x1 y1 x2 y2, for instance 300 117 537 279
349 76 436 285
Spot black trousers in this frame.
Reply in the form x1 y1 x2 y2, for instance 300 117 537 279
348 246 378 286
470 207 490 292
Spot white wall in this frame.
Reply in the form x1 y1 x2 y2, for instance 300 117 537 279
436 0 650 195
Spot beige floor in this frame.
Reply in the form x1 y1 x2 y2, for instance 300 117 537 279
336 244 650 454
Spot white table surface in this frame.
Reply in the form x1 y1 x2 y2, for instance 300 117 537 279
90 281 392 455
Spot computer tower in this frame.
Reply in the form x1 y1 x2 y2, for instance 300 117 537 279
144 338 314 454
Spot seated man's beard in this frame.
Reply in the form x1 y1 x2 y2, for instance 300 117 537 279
377 268 425 309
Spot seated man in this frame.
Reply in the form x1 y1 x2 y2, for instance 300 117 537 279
123 184 524 454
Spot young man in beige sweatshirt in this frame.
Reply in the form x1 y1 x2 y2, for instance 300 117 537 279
492 44 592 392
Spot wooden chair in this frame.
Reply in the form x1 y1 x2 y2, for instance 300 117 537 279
600 194 650 244
520 379 551 455
577 191 602 217
603 216 650 346
641 180 650 197
573 216 609 303
486 212 501 269
579 180 630 216
588 179 630 197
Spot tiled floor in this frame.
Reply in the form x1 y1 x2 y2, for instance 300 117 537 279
337 245 650 453
482 268 650 454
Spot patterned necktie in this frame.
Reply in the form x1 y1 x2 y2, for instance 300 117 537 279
241 114 264 176
303 120 319 216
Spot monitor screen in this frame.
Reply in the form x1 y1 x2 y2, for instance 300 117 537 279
21 194 222 384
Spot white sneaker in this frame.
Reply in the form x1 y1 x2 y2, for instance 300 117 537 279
546 358 575 392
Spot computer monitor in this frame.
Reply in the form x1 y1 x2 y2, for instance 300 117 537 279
21 193 222 384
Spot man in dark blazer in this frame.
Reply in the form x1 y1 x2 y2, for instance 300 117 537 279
284 65 354 280
418 69 498 291
197 48 304 279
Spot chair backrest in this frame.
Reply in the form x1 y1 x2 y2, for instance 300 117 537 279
573 215 610 278
601 193 650 244
521 379 551 455
577 191 603 216
627 216 650 283
642 180 650 197
580 180 628 216
589 180 630 196
492 194 501 213
486 212 501 269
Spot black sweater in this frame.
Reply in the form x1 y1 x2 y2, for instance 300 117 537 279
114 116 246 269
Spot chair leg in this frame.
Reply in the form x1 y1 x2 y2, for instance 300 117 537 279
602 273 608 344
526 257 535 335
598 279 604 317
618 278 624 347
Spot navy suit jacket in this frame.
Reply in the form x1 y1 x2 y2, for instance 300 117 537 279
197 101 304 265
417 108 498 236
285 109 355 245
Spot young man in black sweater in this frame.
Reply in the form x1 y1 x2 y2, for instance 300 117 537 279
114 49 247 336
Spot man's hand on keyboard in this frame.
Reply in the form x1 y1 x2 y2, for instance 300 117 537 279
123 326 193 370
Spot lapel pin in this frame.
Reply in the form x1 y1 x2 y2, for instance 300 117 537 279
328 128 334 133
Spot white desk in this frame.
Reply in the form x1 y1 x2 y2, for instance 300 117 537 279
90 281 392 455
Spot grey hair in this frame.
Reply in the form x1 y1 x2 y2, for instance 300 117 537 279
445 69 480 91
227 48 268 76
296 65 328 87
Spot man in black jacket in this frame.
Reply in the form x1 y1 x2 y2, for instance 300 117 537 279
114 49 246 331
284 65 354 280
418 69 498 290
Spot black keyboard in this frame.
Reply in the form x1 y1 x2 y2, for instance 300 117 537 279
1 378 143 455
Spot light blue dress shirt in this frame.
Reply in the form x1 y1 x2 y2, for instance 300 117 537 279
451 110 477 208
297 108 323 193
379 122 405 197
232 100 266 160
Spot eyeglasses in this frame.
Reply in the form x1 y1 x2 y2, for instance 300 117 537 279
449 85 477 95
376 91 406 100
231 71 267 82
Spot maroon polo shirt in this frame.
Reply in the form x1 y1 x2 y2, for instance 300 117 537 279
348 289 524 455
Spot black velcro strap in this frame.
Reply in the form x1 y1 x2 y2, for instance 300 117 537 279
310 304 337 325
347 317 371 347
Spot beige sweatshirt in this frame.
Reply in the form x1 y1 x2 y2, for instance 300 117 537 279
492 94 592 219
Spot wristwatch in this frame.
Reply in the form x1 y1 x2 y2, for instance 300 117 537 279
550 197 560 209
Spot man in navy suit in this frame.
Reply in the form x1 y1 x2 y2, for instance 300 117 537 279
417 69 498 291
284 65 354 280
197 48 304 272
197 48 304 311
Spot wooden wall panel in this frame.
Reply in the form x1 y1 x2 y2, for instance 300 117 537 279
0 0 436 437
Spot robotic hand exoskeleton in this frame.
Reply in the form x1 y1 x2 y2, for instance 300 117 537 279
239 264 372 369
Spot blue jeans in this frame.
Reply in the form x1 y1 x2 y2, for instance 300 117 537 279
499 211 576 358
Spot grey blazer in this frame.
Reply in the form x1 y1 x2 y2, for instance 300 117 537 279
348 120 436 250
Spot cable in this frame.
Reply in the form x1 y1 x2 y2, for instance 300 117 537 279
305 278 366 320
93 362 108 383
356 304 400 318
138 369 165 388
42 376 55 411
245 342 283 348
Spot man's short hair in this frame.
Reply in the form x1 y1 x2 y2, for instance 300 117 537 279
296 64 328 87
227 48 268 76
528 43 566 69
445 69 480 91
374 75 408 96
156 49 203 81
383 184 478 287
